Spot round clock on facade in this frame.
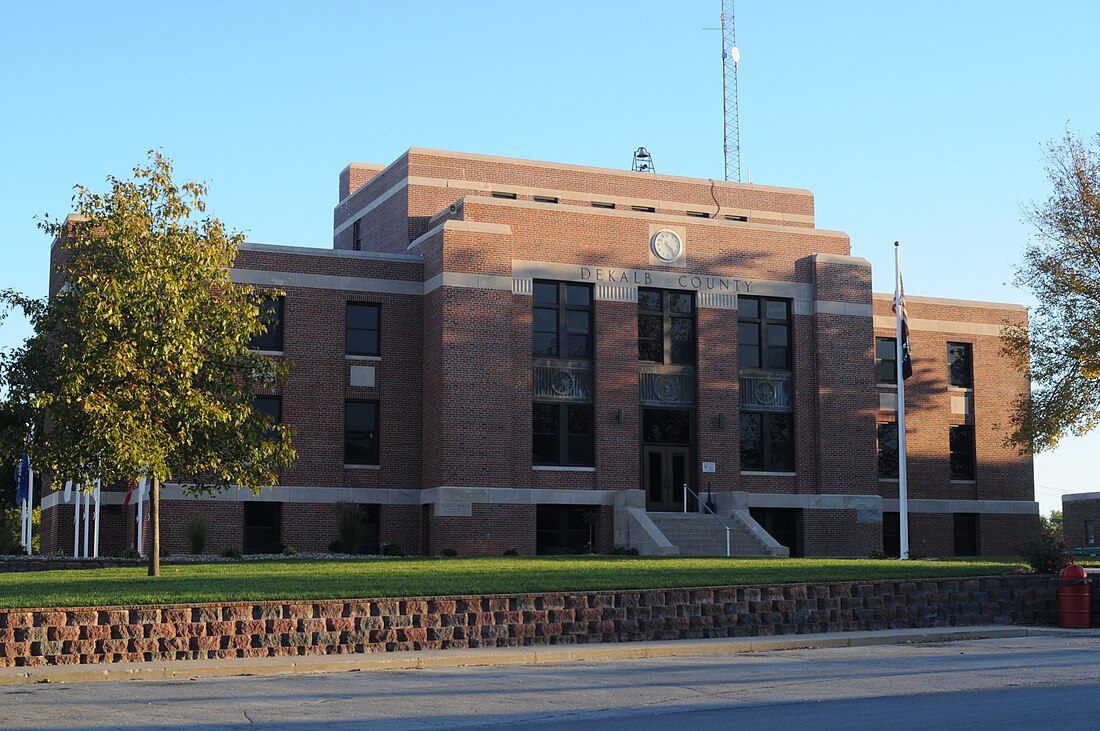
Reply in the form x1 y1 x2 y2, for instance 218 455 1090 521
650 229 683 262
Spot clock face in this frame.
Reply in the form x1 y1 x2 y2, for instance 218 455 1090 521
650 229 683 262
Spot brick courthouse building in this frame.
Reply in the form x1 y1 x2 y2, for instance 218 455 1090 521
40 148 1039 558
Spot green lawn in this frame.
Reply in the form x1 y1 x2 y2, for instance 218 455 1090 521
0 556 1029 609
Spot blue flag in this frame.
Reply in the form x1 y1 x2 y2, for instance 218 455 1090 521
15 455 30 505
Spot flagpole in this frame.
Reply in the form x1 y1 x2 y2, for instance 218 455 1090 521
82 490 90 559
93 479 101 558
137 476 145 557
895 241 910 561
25 467 33 555
73 482 81 559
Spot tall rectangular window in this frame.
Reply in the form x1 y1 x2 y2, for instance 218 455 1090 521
346 302 381 356
876 337 898 384
352 218 362 251
345 400 379 465
877 422 899 478
638 289 694 365
532 281 593 467
1086 520 1095 546
949 424 975 480
250 296 284 352
948 343 973 388
740 412 794 472
739 296 790 370
532 281 592 359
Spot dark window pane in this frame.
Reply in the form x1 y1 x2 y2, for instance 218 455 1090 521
347 331 378 356
566 335 590 359
876 337 898 384
347 303 379 329
566 405 593 465
533 308 558 332
740 413 763 469
533 403 558 433
740 345 760 369
669 293 692 313
565 310 590 334
251 297 284 351
769 414 794 471
252 396 281 423
533 282 558 305
950 425 975 479
739 322 760 345
638 289 663 312
739 296 759 320
565 285 590 307
639 339 662 363
533 333 557 357
638 315 663 341
767 324 789 349
878 422 899 478
346 303 380 356
671 319 694 364
345 401 378 465
765 345 789 370
643 409 691 445
766 299 789 321
948 343 973 388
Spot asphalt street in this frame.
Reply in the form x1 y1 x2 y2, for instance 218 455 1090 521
2 634 1098 730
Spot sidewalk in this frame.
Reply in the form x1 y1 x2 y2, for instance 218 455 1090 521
2 625 1095 686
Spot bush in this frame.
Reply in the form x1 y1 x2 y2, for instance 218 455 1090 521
439 548 458 557
186 517 208 554
381 543 404 556
281 545 298 556
502 548 518 556
110 548 140 560
221 546 242 559
609 545 639 556
335 502 369 555
0 505 40 555
869 549 888 560
1019 521 1067 574
328 540 344 554
546 545 577 555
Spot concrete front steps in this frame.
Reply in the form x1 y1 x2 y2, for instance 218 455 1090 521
647 511 789 558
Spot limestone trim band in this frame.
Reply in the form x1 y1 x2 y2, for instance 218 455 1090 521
873 315 1007 337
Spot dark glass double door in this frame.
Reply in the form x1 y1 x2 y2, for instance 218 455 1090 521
642 408 692 512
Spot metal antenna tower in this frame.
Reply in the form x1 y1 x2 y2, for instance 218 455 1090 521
721 0 742 182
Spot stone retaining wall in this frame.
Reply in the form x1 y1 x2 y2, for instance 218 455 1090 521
0 575 1057 667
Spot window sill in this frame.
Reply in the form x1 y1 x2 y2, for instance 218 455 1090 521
876 383 898 389
347 354 381 361
948 386 974 393
532 465 596 472
878 478 900 483
251 349 284 357
740 470 796 477
950 479 976 485
344 464 381 470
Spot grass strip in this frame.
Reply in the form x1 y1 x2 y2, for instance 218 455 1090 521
0 556 1028 609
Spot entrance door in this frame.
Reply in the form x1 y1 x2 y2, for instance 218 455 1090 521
644 446 690 512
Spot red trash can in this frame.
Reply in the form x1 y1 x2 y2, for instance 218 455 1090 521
1058 563 1092 629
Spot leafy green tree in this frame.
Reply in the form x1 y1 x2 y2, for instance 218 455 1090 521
0 152 295 575
1004 130 1100 452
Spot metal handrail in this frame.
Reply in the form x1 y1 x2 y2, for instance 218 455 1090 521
682 483 731 557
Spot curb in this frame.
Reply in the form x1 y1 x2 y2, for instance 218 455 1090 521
1 625 1090 686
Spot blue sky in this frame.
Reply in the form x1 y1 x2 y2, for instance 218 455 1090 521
2 1 1098 514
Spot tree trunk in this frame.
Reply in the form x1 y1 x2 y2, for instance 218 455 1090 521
148 475 160 577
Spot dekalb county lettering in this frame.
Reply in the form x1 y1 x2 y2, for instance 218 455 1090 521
578 266 752 292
